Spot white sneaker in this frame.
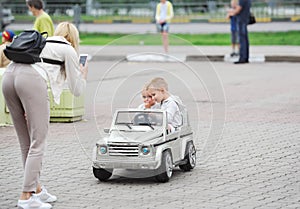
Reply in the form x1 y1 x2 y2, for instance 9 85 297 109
17 194 52 209
36 186 57 203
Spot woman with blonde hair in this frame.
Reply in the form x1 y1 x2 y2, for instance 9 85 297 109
2 22 88 209
54 22 80 53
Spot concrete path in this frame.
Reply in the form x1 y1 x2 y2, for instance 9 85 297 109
8 22 300 34
0 21 299 209
79 45 300 63
0 60 299 209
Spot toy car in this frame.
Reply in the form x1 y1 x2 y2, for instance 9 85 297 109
92 108 196 182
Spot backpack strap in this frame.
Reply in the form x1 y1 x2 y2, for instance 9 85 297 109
46 40 70 45
39 57 64 65
39 40 70 65
41 31 48 38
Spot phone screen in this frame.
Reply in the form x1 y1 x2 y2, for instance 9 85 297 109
79 54 88 66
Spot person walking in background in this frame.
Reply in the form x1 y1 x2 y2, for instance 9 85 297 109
0 29 15 67
26 0 54 36
227 0 239 57
2 22 88 209
155 0 174 53
228 0 251 64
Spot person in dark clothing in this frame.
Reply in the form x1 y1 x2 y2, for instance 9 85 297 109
228 0 251 64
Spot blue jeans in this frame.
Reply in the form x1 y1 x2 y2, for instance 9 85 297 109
237 22 249 61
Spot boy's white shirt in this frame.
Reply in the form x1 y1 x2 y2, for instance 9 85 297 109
160 95 182 128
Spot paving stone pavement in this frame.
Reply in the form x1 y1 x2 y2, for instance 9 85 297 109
0 61 299 209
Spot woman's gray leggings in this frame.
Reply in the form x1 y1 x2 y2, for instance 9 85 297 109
2 64 49 192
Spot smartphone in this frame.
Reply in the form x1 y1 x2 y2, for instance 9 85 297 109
79 54 88 66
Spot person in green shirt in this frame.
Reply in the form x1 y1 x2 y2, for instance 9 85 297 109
26 0 54 36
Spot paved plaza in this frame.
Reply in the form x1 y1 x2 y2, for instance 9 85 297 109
0 49 299 209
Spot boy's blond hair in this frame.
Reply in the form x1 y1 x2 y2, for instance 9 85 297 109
146 77 169 91
54 22 80 53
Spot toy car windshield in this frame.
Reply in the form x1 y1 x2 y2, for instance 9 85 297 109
115 111 163 130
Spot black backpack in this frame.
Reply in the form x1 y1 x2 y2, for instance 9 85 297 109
4 30 68 65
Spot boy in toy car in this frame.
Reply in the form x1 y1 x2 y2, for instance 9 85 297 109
146 77 183 132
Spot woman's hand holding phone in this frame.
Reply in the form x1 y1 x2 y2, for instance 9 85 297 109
79 54 88 80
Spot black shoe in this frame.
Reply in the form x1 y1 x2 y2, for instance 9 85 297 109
234 60 249 64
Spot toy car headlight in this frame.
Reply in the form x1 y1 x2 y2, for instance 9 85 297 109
98 145 108 154
141 146 150 155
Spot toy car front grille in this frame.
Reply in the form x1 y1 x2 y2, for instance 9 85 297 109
108 143 139 157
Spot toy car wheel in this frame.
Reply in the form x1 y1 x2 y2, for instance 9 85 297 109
155 150 173 183
179 141 196 171
93 167 113 181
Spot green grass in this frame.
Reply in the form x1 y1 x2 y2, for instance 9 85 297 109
79 31 300 46
13 28 299 46
14 14 299 45
248 31 300 45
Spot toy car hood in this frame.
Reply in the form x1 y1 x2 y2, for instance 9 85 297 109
106 129 163 144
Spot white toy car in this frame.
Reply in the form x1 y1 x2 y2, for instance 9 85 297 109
92 108 196 182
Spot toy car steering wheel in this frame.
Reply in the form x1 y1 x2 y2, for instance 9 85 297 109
133 113 150 125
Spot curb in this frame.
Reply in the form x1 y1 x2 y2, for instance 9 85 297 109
186 55 224 62
90 55 300 63
265 55 300 62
